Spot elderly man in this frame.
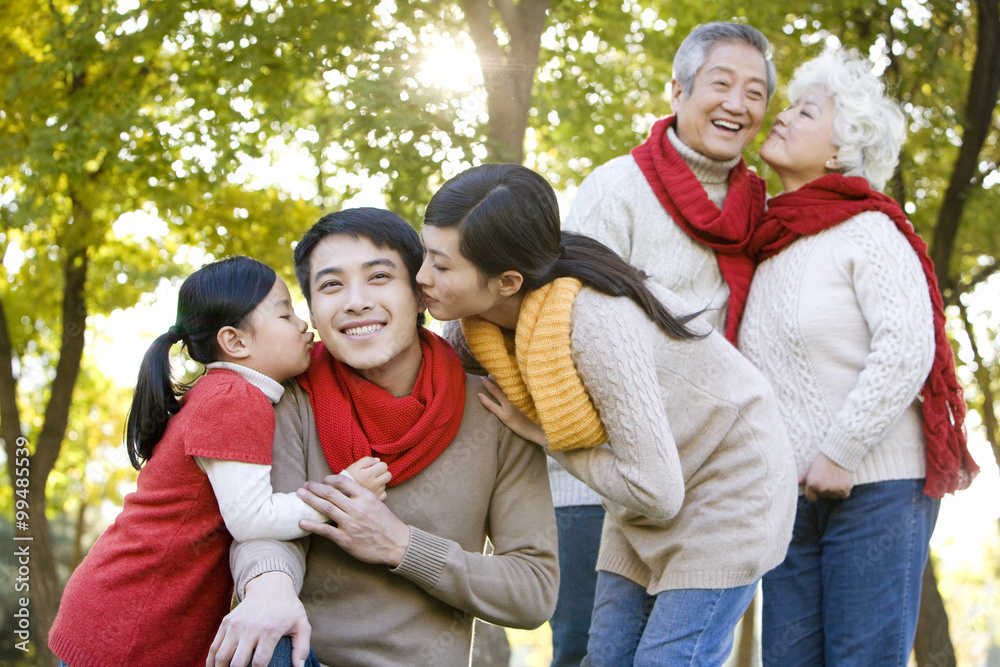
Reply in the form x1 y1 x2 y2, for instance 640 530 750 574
208 208 558 667
552 22 776 666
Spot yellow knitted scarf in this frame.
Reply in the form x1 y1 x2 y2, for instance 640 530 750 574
460 277 608 451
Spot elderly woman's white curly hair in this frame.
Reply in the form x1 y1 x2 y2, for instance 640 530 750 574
787 49 906 191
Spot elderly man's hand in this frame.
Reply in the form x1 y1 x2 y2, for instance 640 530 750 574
297 475 411 567
206 572 310 667
799 452 854 502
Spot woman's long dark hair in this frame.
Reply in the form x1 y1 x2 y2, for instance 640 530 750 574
125 256 276 469
423 163 700 339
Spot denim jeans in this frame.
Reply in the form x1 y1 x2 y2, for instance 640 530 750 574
583 572 757 666
551 504 605 667
761 479 939 667
267 636 322 667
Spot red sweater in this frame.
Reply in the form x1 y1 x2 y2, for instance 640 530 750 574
49 370 274 667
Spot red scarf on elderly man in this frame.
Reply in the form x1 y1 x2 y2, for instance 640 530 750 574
631 115 768 344
746 173 978 498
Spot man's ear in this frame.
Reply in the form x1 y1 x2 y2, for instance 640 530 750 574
216 326 251 360
497 270 524 297
670 78 685 110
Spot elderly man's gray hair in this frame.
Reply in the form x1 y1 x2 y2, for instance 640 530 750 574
672 22 777 101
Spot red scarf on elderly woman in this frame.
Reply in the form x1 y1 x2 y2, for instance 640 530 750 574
744 173 978 498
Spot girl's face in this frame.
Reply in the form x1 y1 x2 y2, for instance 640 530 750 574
417 226 504 322
241 277 315 382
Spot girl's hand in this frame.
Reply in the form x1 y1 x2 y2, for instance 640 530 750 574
799 452 854 502
344 456 391 500
478 375 548 447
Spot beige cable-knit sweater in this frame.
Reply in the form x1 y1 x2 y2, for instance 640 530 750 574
738 212 935 486
554 128 743 509
450 284 796 593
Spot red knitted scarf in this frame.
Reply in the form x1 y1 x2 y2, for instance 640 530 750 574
631 115 768 343
298 327 466 487
746 173 978 498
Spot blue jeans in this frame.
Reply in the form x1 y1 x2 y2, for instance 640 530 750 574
584 572 757 666
267 636 321 667
551 505 605 667
761 479 939 667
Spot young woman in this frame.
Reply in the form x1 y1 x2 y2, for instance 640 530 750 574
737 49 978 665
49 256 389 667
416 163 796 666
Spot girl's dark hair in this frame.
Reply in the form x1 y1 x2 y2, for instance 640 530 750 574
423 163 700 339
125 256 276 469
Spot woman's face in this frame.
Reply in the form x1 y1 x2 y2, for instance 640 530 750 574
417 225 504 322
759 86 840 192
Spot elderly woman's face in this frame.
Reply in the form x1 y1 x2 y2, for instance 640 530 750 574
759 86 840 192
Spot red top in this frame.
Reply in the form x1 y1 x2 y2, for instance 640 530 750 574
48 370 275 667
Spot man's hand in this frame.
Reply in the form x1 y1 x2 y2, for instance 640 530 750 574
800 452 854 502
343 456 391 501
298 476 411 567
206 571 310 667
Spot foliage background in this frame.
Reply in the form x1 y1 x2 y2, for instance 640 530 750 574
1 0 998 665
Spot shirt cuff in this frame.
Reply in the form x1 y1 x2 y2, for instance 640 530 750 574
391 526 448 590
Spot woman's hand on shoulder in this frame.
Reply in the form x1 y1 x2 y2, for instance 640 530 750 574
800 452 854 502
477 375 548 447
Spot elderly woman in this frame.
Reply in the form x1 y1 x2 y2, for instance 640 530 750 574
737 50 978 665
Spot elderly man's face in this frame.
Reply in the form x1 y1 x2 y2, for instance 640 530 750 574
671 41 768 161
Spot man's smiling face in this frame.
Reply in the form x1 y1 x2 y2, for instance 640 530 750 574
307 233 423 392
671 40 768 161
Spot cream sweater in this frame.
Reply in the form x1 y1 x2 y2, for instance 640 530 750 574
555 127 742 508
738 212 935 485
450 286 797 592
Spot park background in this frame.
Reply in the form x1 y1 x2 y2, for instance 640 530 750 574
1 0 998 665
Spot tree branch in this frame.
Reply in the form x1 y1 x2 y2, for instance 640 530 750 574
930 0 1000 286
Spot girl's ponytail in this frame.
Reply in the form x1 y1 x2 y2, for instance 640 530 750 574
125 327 184 469
123 256 277 469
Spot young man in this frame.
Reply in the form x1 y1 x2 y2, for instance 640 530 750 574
552 22 776 666
207 208 558 667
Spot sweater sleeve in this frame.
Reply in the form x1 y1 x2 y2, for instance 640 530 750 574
562 160 636 262
550 293 686 521
819 214 935 471
197 458 327 542
230 383 313 599
391 427 559 629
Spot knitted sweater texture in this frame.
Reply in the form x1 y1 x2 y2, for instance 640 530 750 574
554 127 740 507
453 286 797 592
230 377 559 667
738 212 935 484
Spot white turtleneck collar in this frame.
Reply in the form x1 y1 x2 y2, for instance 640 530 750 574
667 126 742 186
205 362 285 404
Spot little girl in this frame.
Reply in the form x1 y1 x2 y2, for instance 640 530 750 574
48 256 390 667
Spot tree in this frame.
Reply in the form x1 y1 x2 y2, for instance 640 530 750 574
0 1 346 659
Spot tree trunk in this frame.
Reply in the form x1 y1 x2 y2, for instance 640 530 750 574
930 0 1000 288
20 246 90 665
461 0 550 163
914 558 956 667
